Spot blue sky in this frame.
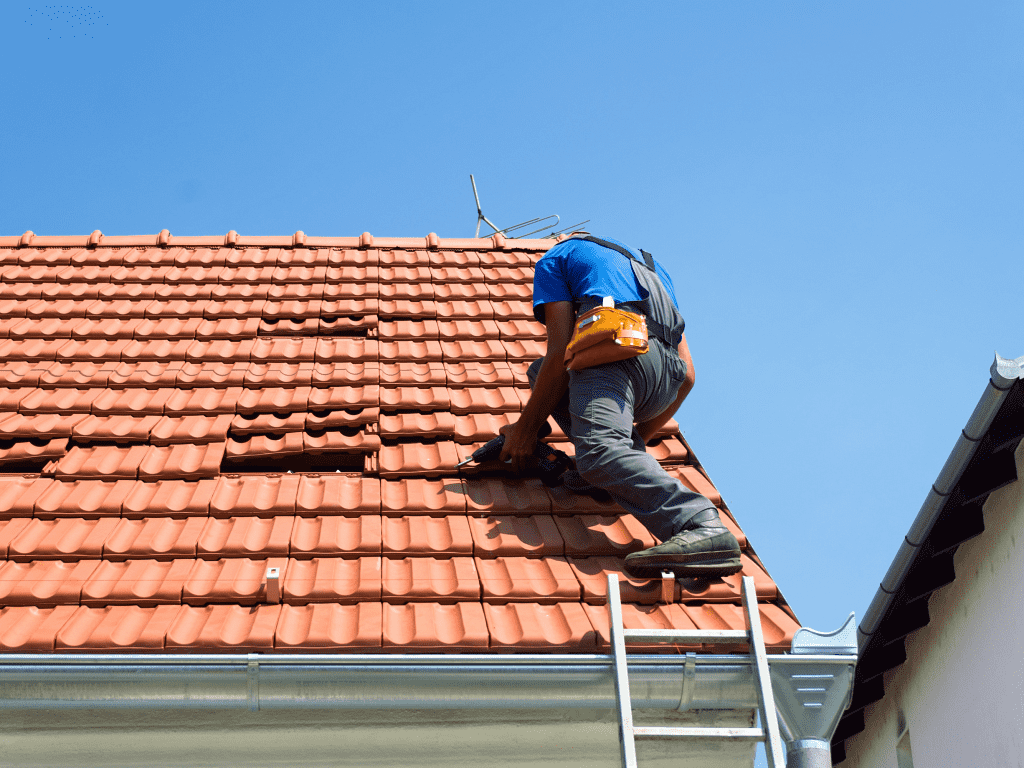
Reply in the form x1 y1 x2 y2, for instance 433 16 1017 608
2 0 1021 721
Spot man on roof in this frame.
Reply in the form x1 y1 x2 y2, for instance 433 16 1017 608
500 233 742 579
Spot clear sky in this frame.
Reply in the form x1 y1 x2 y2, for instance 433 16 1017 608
1 0 1022 746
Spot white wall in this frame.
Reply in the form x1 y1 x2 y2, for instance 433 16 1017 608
842 439 1024 767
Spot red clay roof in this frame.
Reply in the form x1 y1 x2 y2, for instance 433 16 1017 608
0 232 799 653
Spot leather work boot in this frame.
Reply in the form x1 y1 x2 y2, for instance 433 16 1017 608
623 509 742 579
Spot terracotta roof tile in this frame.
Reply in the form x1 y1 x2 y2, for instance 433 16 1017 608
138 442 225 479
73 414 161 442
56 604 179 650
0 518 32 557
164 387 242 414
7 517 119 561
283 557 380 603
119 338 190 361
275 603 382 650
303 429 380 455
91 388 171 414
381 515 472 556
376 441 461 478
0 236 797 656
305 407 379 430
38 362 116 388
107 361 182 388
82 558 193 606
244 362 315 388
380 412 455 438
476 556 579 603
175 362 249 388
103 517 206 560
464 478 551 515
121 479 216 518
261 317 320 336
451 387 525 415
382 556 478 602
0 436 67 465
485 603 596 651
379 386 449 411
20 387 100 414
184 338 253 363
380 478 466 516
307 385 378 410
294 475 380 516
554 515 657 556
196 516 293 559
54 444 149 480
225 432 304 459
453 412 516 443
0 559 100 606
468 514 563 557
210 474 300 517
235 386 310 414
145 298 210 318
165 604 280 650
434 283 489 301
203 298 266 319
290 515 382 556
441 339 507 362
382 602 488 651
0 605 80 651
230 412 306 435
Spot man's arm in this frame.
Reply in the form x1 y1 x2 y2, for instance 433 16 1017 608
635 332 695 443
499 301 574 472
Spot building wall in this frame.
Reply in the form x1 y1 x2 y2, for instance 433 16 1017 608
842 439 1024 767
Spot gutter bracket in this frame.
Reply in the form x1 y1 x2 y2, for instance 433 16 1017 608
247 654 260 712
676 651 697 712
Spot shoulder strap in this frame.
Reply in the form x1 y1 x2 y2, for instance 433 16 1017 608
581 236 657 273
576 236 682 348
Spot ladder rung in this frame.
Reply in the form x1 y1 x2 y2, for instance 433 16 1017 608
621 628 748 644
633 726 765 741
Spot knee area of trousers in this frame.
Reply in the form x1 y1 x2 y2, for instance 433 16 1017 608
574 444 626 484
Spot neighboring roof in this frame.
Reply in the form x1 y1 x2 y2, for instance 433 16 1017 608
831 354 1024 763
0 230 799 655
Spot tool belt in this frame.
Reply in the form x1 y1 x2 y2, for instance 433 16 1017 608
564 305 649 371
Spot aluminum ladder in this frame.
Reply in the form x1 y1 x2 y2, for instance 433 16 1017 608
607 572 786 768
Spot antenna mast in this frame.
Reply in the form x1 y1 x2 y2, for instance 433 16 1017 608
470 175 588 239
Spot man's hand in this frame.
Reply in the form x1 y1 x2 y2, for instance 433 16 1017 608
498 420 537 474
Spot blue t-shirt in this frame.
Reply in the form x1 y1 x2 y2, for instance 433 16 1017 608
532 235 680 323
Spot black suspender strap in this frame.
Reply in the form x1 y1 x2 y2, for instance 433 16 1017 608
577 236 681 347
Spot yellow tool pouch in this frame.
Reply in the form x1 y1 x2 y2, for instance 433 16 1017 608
564 303 649 371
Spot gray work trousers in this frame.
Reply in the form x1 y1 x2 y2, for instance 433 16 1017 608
528 341 717 542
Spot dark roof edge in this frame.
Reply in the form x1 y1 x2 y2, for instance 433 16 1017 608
832 352 1024 763
859 353 1024 645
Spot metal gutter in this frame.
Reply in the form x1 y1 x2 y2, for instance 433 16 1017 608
0 652 850 712
857 353 1024 648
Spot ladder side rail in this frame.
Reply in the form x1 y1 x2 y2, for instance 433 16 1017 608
741 576 786 768
608 573 639 768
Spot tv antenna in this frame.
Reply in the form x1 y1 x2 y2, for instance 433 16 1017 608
470 175 589 239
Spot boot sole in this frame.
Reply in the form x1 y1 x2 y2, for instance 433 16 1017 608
623 553 743 579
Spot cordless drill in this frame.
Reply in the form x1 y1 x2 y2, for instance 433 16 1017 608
456 434 572 486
